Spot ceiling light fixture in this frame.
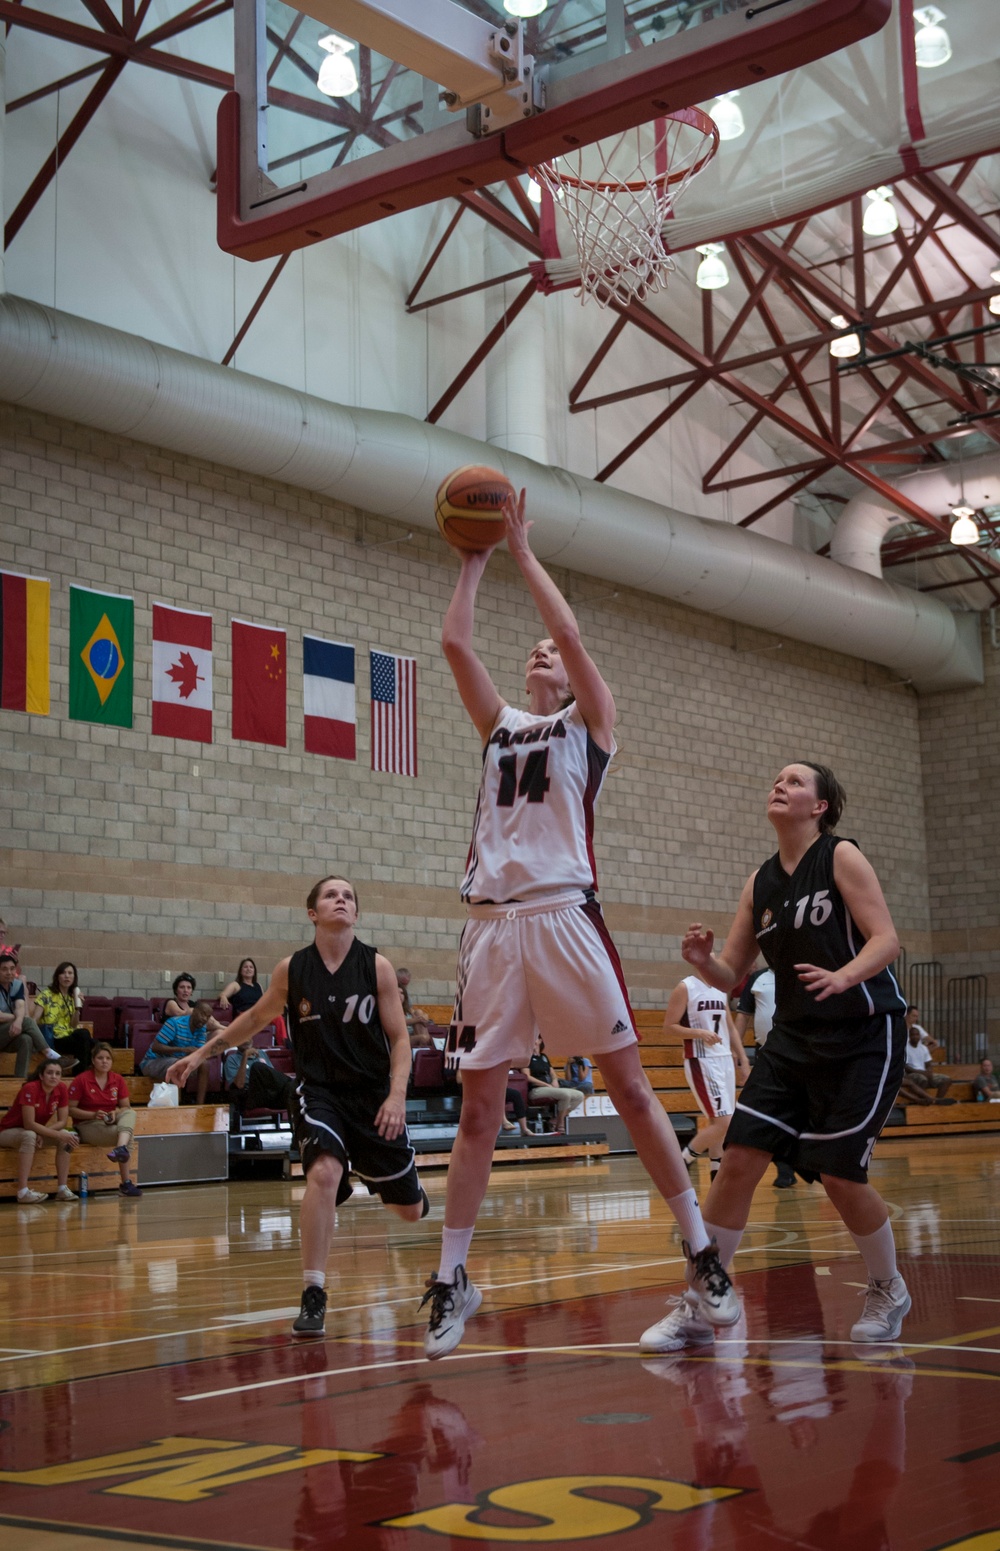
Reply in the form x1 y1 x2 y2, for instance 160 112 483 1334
914 6 952 68
950 505 979 545
527 176 542 205
695 244 729 289
829 314 862 359
709 91 744 142
504 0 547 16
317 34 358 98
862 187 899 237
990 293 1000 316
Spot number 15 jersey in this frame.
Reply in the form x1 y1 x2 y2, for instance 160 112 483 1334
753 832 905 1028
461 703 614 904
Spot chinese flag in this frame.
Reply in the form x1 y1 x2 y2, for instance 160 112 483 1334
231 619 286 746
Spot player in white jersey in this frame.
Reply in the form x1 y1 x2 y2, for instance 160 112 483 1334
420 489 740 1359
664 975 750 1181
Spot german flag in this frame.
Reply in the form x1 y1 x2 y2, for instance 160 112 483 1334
0 572 50 715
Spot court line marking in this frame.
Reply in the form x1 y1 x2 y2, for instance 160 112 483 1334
179 1334 1000 1402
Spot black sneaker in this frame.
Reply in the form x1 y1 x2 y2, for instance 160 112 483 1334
292 1285 327 1336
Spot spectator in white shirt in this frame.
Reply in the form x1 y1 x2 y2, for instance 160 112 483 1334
905 1004 942 1054
899 1026 952 1105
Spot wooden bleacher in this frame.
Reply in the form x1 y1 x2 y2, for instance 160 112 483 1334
0 1036 231 1196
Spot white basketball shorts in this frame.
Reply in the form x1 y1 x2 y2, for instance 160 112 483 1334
684 1055 736 1121
445 889 638 1072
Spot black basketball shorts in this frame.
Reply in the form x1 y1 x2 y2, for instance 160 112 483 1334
294 1083 423 1208
724 1012 906 1182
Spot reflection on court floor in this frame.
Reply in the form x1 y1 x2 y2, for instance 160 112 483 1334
0 1141 998 1551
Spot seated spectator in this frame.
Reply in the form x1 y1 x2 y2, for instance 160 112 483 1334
230 1046 296 1116
973 1057 1000 1102
33 962 93 1074
163 972 199 1021
0 1056 79 1202
219 959 264 1017
518 1036 584 1134
67 1043 142 1197
0 952 70 1078
0 916 21 964
140 1000 218 1103
898 1024 952 1106
562 1055 594 1097
906 1003 942 1054
397 966 433 1049
224 1038 274 1091
501 1079 531 1138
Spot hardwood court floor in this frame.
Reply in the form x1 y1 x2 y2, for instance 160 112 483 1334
1 1137 999 1551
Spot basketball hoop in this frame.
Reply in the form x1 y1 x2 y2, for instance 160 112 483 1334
532 108 719 308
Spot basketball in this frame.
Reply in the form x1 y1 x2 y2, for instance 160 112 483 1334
434 465 514 552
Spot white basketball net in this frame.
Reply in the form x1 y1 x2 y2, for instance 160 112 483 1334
533 109 719 309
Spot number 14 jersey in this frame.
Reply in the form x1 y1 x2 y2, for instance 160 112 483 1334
461 703 614 904
753 833 905 1027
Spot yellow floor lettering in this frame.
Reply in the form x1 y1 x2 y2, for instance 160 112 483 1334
105 1445 380 1502
384 1474 741 1541
0 1437 241 1487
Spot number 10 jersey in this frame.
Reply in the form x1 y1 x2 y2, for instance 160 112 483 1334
461 703 614 904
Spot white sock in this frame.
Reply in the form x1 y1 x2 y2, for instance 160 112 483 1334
709 1159 721 1179
849 1220 898 1283
703 1221 744 1271
666 1188 709 1254
303 1269 326 1290
437 1225 475 1283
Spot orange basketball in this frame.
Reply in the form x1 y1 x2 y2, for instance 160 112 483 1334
434 465 514 553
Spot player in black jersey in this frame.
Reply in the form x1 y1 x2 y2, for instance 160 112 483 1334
166 875 427 1337
642 762 910 1355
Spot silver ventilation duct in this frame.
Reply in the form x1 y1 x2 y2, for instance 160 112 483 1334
0 294 981 692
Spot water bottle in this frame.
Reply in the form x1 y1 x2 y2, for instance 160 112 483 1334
78 1171 89 1199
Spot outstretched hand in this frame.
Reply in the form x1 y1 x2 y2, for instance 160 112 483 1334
681 924 715 971
165 1055 196 1087
503 487 531 559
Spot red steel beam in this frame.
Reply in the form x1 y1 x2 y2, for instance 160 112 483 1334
0 1 232 89
569 316 629 408
408 267 534 314
405 204 465 309
221 252 291 367
738 463 835 528
609 296 1000 568
596 378 707 484
5 57 127 247
915 170 1000 260
426 279 536 424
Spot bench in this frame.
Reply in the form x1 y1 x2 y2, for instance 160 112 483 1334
0 1104 230 1196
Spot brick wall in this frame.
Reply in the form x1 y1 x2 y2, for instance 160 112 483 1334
918 617 1000 1052
1 403 934 1015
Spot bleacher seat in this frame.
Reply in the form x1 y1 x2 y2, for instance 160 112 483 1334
412 1048 446 1092
113 996 153 1044
79 996 115 1042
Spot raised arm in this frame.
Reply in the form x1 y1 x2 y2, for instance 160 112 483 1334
442 547 506 742
165 961 290 1086
504 490 616 752
682 874 760 993
795 843 900 1003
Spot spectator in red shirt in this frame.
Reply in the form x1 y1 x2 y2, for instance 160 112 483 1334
0 1056 79 1203
68 1042 142 1197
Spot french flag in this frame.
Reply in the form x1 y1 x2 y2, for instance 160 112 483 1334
303 635 356 760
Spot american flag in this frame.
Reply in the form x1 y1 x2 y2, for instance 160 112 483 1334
370 650 418 776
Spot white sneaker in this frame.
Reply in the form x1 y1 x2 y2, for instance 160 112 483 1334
850 1275 911 1342
681 1146 696 1166
639 1294 715 1354
420 1264 482 1360
17 1188 48 1204
55 1186 78 1201
684 1238 742 1326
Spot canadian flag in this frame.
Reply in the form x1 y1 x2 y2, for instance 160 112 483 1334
152 603 212 743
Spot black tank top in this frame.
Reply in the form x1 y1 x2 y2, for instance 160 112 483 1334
286 939 390 1091
753 833 905 1028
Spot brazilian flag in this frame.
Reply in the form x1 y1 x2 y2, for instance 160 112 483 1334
69 586 134 727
